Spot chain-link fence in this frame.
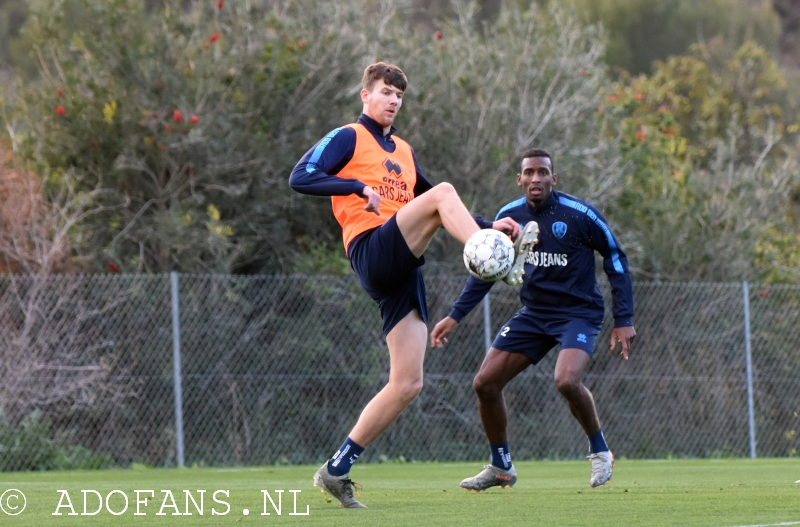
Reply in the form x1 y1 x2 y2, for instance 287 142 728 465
1 274 798 471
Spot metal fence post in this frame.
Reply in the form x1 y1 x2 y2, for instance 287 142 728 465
742 281 756 459
170 271 186 467
482 293 491 352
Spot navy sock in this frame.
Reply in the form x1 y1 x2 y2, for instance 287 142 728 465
490 442 512 470
588 430 609 454
327 437 365 477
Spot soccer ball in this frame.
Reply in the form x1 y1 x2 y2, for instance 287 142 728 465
463 229 515 281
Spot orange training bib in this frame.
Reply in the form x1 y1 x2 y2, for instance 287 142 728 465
332 123 417 252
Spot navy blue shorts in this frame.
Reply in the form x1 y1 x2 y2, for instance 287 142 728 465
348 215 428 336
492 307 601 364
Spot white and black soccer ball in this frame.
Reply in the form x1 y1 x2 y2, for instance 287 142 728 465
463 229 515 281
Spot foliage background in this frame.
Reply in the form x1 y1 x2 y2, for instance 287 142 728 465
1 0 800 472
1 0 799 282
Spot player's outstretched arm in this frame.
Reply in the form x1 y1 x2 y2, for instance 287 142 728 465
609 326 636 360
431 316 458 348
288 126 362 197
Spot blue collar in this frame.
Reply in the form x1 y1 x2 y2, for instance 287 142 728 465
528 190 559 214
357 114 397 142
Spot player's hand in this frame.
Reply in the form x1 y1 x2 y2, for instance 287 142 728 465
361 186 381 215
492 217 520 240
431 316 457 348
610 326 636 360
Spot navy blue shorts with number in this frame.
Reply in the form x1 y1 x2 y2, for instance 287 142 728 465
348 214 428 336
492 307 601 364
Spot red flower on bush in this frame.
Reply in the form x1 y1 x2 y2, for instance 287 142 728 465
107 262 120 273
55 105 65 116
173 110 183 123
217 0 223 8
209 32 221 43
435 31 443 40
634 130 646 141
190 115 199 124
633 93 643 100
56 87 64 97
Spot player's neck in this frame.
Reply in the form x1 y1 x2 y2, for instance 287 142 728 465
362 111 392 136
528 190 554 210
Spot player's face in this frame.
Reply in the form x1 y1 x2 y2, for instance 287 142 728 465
517 156 557 207
361 79 403 130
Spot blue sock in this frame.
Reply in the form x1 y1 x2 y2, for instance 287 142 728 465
588 430 609 454
327 437 365 477
490 442 512 470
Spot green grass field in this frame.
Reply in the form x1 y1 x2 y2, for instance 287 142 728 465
1 459 798 526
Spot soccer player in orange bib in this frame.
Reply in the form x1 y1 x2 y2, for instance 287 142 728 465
289 62 536 508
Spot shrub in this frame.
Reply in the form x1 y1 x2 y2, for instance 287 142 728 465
0 410 112 471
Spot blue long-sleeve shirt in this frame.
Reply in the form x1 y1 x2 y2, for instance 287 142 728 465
449 190 634 327
289 114 434 198
289 114 495 243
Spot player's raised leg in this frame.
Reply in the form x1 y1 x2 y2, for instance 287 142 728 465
554 347 613 487
395 182 481 257
461 348 532 491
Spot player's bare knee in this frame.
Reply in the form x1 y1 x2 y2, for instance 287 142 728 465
554 375 581 398
395 376 423 403
432 182 458 202
473 375 501 399
409 376 424 398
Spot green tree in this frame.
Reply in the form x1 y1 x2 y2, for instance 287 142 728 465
0 0 31 76
6 0 619 274
393 2 623 263
648 41 789 165
565 0 781 76
8 0 380 273
600 41 800 281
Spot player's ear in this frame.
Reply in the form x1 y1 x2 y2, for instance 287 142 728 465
552 173 558 186
360 88 370 104
516 173 522 186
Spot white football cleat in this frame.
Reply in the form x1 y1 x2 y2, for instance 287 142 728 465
460 464 517 491
588 450 614 487
502 221 539 285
